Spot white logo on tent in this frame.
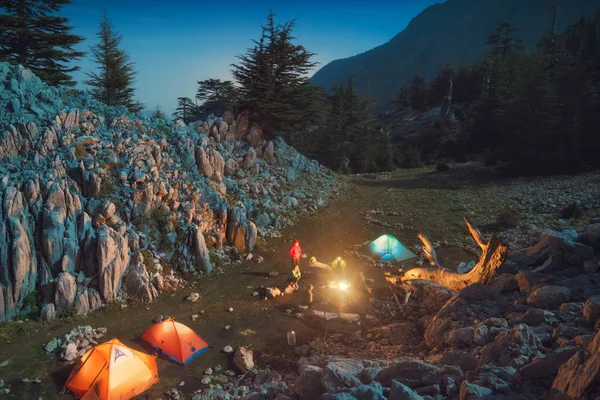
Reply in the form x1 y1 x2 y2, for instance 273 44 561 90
114 348 127 362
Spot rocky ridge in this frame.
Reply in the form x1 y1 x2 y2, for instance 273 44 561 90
0 62 340 322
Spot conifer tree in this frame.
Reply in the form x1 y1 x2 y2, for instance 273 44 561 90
151 105 166 120
0 0 85 86
486 22 524 59
85 11 143 113
453 62 481 104
428 62 454 106
407 74 428 111
195 79 238 113
173 97 199 124
231 10 317 135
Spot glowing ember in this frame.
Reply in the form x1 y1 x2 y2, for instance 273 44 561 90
329 281 350 291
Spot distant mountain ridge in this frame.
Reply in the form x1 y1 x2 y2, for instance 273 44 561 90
310 0 600 106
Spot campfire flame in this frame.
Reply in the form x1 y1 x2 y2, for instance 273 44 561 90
329 281 350 292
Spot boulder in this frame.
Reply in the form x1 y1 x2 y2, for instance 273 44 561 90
233 347 254 373
189 224 212 273
295 365 326 400
246 123 262 148
243 148 257 170
551 349 600 398
96 225 130 303
379 322 421 346
527 286 571 309
520 347 579 378
583 295 600 324
437 350 478 372
511 232 595 268
446 326 475 347
40 303 56 323
459 381 492 400
263 141 275 163
54 272 76 315
389 380 424 400
321 359 364 392
375 358 441 387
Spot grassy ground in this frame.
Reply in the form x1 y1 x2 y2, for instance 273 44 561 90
1 163 598 399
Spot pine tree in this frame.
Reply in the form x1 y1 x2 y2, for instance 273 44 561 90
0 0 85 86
151 105 166 120
85 11 143 113
393 85 411 111
231 10 317 135
453 61 481 104
486 22 524 59
196 79 238 114
407 74 428 111
429 62 454 106
173 97 199 124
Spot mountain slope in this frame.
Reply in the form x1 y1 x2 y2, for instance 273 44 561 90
310 0 600 105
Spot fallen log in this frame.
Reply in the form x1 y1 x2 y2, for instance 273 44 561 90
399 216 509 291
308 256 332 270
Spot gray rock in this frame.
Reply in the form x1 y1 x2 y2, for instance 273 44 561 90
243 148 256 170
527 286 571 309
583 295 600 324
189 224 212 274
295 365 326 400
96 225 130 303
246 221 257 253
446 326 475 347
459 381 493 400
321 359 365 392
521 308 546 325
375 358 441 387
389 380 424 400
54 272 76 315
255 213 270 227
520 347 579 378
437 351 478 372
40 303 56 323
282 196 298 209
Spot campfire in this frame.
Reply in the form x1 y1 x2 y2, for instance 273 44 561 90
328 280 350 292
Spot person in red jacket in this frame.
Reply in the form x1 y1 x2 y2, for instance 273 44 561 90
290 240 302 280
290 240 302 269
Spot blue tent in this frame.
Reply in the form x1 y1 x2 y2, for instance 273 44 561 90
370 234 417 262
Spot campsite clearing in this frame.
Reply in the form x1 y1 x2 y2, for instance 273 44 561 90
0 163 598 399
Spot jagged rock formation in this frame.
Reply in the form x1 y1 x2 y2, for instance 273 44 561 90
0 62 339 322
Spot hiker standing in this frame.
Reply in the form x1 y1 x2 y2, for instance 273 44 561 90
332 256 347 273
290 240 302 270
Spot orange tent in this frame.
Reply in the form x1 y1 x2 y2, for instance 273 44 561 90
62 338 159 400
140 317 209 365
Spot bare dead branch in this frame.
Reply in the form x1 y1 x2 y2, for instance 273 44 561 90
417 233 441 268
464 215 488 250
401 217 509 291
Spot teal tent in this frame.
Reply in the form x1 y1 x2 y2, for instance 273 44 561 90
370 234 417 262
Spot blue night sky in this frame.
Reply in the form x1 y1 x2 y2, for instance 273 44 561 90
62 0 443 115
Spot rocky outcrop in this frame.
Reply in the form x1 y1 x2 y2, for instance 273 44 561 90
189 224 212 273
0 62 340 322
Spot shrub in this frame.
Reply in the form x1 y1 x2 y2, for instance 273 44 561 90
24 289 41 318
561 201 584 219
497 210 519 228
436 163 450 172
97 178 116 199
74 144 87 159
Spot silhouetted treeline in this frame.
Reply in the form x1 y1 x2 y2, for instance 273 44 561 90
395 11 600 176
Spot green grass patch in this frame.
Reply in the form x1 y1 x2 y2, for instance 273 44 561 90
0 320 39 343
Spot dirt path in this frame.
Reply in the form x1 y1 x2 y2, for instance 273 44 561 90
0 175 396 399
